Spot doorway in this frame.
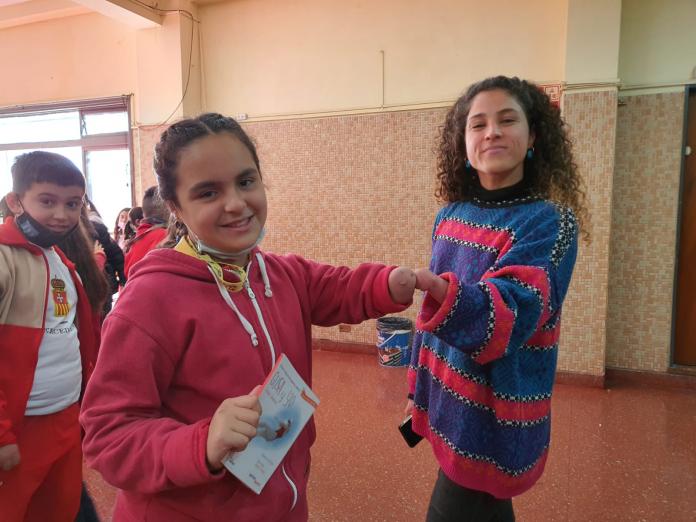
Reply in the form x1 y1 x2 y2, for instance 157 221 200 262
674 87 696 366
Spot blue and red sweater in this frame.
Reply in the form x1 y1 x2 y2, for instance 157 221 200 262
408 185 578 499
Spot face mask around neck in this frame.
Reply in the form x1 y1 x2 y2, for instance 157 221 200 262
15 207 77 248
192 228 266 262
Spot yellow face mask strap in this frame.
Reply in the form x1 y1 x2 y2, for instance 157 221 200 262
175 236 247 292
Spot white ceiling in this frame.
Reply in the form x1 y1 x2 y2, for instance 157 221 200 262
0 0 223 30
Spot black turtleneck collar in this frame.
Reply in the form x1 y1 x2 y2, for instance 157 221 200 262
470 176 537 207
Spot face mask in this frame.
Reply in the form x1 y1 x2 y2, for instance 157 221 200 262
15 206 77 248
193 228 266 262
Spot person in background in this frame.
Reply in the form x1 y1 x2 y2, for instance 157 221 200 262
80 113 422 521
123 186 170 278
128 206 143 230
84 196 126 310
113 207 134 250
407 76 587 522
0 196 11 222
0 151 97 522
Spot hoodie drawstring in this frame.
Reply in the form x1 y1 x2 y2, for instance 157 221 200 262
208 252 275 352
256 252 273 297
244 255 277 367
209 266 259 347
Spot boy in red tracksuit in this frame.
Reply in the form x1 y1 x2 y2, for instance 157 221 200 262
0 151 96 522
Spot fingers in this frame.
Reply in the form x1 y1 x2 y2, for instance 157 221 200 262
391 267 416 286
228 394 261 411
0 458 15 471
404 399 414 417
0 444 21 471
206 395 263 469
221 417 257 441
415 269 448 303
414 268 437 291
388 267 417 304
218 396 262 428
428 275 449 303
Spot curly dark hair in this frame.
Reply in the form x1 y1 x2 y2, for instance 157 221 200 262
153 112 261 247
436 76 589 240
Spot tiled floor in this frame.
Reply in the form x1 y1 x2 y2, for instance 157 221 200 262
85 350 696 521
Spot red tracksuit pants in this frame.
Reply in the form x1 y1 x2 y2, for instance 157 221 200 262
0 403 81 522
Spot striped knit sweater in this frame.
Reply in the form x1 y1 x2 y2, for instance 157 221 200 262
408 185 578 499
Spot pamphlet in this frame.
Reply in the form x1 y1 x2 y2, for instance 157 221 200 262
222 354 319 494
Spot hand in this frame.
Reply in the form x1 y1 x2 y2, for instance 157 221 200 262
415 268 448 303
0 443 20 471
206 391 262 472
404 399 414 417
388 267 417 304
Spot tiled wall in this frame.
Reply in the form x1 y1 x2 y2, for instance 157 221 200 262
132 90 686 377
559 90 618 375
607 93 685 371
243 98 616 377
243 111 446 345
133 125 164 199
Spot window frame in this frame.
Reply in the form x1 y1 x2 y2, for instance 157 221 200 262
0 95 135 205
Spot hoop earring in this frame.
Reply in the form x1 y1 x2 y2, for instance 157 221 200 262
526 148 534 160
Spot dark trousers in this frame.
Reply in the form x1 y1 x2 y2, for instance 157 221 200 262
426 470 515 522
75 482 100 522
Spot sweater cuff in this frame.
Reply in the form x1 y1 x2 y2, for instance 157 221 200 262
372 266 411 315
416 272 459 332
163 418 225 488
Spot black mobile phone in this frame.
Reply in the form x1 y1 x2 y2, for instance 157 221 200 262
398 415 423 447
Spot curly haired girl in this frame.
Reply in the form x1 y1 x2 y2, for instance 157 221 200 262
408 76 588 522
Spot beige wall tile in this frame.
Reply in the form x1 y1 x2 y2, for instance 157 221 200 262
243 111 445 345
608 92 684 371
561 90 618 376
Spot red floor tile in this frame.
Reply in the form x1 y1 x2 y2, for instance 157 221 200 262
84 350 696 521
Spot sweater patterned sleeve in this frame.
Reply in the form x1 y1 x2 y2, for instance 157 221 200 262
416 203 578 364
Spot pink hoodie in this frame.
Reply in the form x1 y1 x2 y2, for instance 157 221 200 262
80 247 408 521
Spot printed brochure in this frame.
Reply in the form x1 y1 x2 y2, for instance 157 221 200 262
223 354 319 494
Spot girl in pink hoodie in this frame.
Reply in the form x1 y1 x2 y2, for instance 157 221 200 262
80 113 418 521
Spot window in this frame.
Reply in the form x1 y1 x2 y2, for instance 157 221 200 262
0 96 133 230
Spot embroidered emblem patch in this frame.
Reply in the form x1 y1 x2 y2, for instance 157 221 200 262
51 277 70 317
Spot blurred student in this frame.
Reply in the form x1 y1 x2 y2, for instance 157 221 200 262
123 186 169 278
